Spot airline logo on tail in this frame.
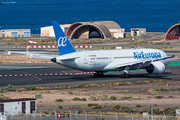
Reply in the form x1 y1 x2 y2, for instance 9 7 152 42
58 37 67 47
52 21 76 56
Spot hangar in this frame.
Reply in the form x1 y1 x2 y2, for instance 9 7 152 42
66 21 125 39
165 23 180 40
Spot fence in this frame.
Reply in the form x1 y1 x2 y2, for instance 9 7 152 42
0 110 180 120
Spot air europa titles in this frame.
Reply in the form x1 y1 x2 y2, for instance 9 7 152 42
133 51 161 59
58 37 67 47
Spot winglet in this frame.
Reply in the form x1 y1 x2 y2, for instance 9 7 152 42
52 21 76 56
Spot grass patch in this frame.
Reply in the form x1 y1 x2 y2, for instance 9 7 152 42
110 46 116 49
68 90 73 94
1 79 180 95
76 83 91 88
0 84 16 93
0 94 11 100
59 106 63 109
35 93 43 99
88 104 102 109
4 84 15 92
155 87 180 92
72 97 87 101
148 88 158 95
168 96 173 98
110 96 117 100
120 96 133 100
81 98 87 101
96 94 109 101
144 107 179 116
55 99 63 102
89 94 109 101
136 104 141 107
155 88 169 92
154 96 164 99
113 105 121 110
129 41 169 46
24 87 31 91
44 90 51 94
89 96 97 101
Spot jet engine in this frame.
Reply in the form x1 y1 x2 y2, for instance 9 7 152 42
146 61 165 75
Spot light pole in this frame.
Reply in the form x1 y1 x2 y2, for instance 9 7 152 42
149 106 153 120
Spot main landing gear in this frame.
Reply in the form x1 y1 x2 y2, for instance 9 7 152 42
121 73 131 78
121 66 131 78
93 72 104 77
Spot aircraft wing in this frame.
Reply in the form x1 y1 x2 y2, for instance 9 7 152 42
59 56 80 61
6 51 58 59
115 55 174 68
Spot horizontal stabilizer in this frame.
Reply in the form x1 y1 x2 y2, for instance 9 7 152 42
5 51 58 59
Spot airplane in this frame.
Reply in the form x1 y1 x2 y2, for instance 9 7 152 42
8 21 174 78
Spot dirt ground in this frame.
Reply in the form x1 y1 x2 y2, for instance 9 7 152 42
3 80 180 114
0 54 49 63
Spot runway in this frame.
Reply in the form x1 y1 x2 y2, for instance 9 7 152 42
0 63 180 88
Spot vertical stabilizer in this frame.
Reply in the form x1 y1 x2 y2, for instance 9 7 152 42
52 21 76 56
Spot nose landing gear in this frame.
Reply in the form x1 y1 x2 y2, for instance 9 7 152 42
121 66 131 78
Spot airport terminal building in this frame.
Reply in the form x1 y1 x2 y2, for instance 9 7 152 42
0 29 31 37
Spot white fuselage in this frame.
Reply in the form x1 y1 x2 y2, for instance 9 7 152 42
55 49 170 72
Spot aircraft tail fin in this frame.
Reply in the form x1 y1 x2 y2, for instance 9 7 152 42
52 21 76 56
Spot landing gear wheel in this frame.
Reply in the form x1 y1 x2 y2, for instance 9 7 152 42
93 72 104 77
100 72 104 77
128 74 131 78
121 74 131 78
121 74 124 78
94 73 97 77
122 66 130 78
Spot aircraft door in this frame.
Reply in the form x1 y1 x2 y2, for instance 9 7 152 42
84 55 88 64
109 54 113 62
83 55 89 69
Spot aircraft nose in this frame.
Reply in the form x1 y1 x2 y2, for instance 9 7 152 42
51 58 56 62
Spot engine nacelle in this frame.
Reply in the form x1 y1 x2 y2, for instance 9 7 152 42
146 61 165 75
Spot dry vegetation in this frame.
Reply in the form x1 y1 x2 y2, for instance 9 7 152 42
0 32 166 45
1 32 180 51
1 33 180 116
0 37 56 45
0 54 50 63
1 79 180 116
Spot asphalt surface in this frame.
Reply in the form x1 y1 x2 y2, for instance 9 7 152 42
0 41 180 89
0 63 179 89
